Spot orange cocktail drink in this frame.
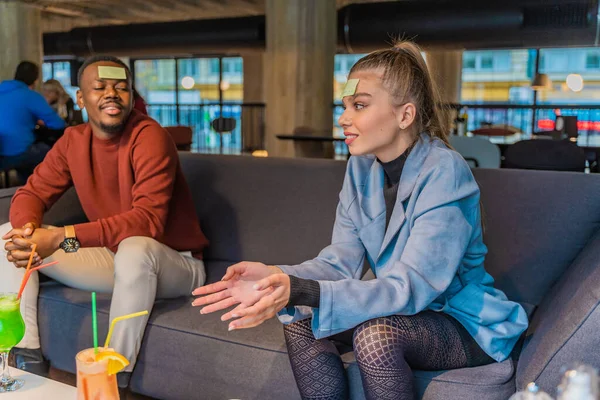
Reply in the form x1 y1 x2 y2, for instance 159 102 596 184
76 347 119 400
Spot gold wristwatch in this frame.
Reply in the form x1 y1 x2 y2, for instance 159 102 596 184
59 225 80 253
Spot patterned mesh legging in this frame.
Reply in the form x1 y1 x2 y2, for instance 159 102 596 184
283 311 494 400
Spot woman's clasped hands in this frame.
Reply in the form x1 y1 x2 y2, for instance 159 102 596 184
192 261 292 331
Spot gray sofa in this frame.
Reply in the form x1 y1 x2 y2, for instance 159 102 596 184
1 153 600 400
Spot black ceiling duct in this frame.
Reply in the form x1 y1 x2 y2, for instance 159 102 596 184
338 0 600 52
43 0 599 57
44 16 265 56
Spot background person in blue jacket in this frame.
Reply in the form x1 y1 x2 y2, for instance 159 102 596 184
193 41 528 400
0 61 65 184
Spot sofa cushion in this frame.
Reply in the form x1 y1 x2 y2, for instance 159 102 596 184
344 353 515 400
472 168 600 308
516 229 600 397
38 261 301 400
0 187 17 224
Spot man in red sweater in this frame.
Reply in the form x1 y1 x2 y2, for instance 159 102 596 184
1 56 208 389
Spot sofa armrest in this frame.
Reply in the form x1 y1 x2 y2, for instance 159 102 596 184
0 187 18 225
0 187 87 228
516 229 600 397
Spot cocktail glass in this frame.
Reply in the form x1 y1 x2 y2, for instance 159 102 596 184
76 347 120 400
0 292 25 392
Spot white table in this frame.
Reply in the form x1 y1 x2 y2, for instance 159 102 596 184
2 367 76 399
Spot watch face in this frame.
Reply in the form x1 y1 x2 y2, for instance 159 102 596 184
61 238 80 253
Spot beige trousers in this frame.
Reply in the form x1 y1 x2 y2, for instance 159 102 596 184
0 222 206 371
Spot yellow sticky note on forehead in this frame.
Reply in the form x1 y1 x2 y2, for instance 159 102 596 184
98 66 127 80
341 79 359 98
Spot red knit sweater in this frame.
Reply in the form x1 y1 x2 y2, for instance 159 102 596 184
10 110 208 258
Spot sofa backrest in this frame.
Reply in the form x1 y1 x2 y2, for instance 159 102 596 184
181 155 600 310
473 168 600 309
2 154 599 311
178 153 346 265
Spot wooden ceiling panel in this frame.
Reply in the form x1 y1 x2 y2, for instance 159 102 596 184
22 0 395 32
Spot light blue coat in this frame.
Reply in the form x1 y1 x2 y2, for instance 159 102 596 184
278 133 528 362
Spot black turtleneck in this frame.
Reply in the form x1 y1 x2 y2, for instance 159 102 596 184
286 148 411 309
380 149 410 230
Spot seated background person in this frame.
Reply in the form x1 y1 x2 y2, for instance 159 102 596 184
38 79 82 147
42 78 82 127
0 61 65 184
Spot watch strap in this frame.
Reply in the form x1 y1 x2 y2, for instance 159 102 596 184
64 225 76 239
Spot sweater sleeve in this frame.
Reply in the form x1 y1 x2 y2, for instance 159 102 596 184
9 133 73 228
73 125 178 249
287 275 321 308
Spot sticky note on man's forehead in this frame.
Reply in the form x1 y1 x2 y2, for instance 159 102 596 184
341 79 359 98
98 66 127 80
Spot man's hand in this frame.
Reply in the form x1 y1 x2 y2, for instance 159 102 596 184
3 224 64 268
27 227 65 259
2 222 37 241
4 222 40 268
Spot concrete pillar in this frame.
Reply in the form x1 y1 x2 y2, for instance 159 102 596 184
0 1 43 84
425 50 463 130
242 52 265 152
264 0 336 158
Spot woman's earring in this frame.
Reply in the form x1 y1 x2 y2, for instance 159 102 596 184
400 125 405 129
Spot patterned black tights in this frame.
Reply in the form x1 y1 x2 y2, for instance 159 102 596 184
283 311 494 400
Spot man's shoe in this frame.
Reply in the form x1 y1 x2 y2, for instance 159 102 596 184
117 372 132 399
118 386 129 399
10 348 49 376
117 371 132 388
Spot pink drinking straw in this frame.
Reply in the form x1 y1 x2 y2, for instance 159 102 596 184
16 244 37 299
17 260 59 299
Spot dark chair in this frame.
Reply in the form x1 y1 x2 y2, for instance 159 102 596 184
211 117 237 154
0 144 14 188
0 162 8 188
471 127 518 138
164 126 193 151
533 130 564 141
504 139 586 172
449 136 501 168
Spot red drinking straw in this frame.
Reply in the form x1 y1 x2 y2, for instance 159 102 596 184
17 260 59 299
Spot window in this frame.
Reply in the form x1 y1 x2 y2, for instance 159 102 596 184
221 57 243 102
539 49 570 73
480 55 494 69
333 53 367 100
538 47 600 106
134 59 176 104
179 59 199 78
334 57 342 73
222 58 243 75
40 60 80 111
463 54 476 70
134 56 245 152
461 49 535 132
223 58 242 74
42 63 53 81
586 52 600 70
461 47 600 135
209 59 220 75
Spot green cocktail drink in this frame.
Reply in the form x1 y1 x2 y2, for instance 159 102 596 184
0 293 25 392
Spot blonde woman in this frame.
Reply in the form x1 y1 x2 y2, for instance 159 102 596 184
42 79 76 125
193 41 528 399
